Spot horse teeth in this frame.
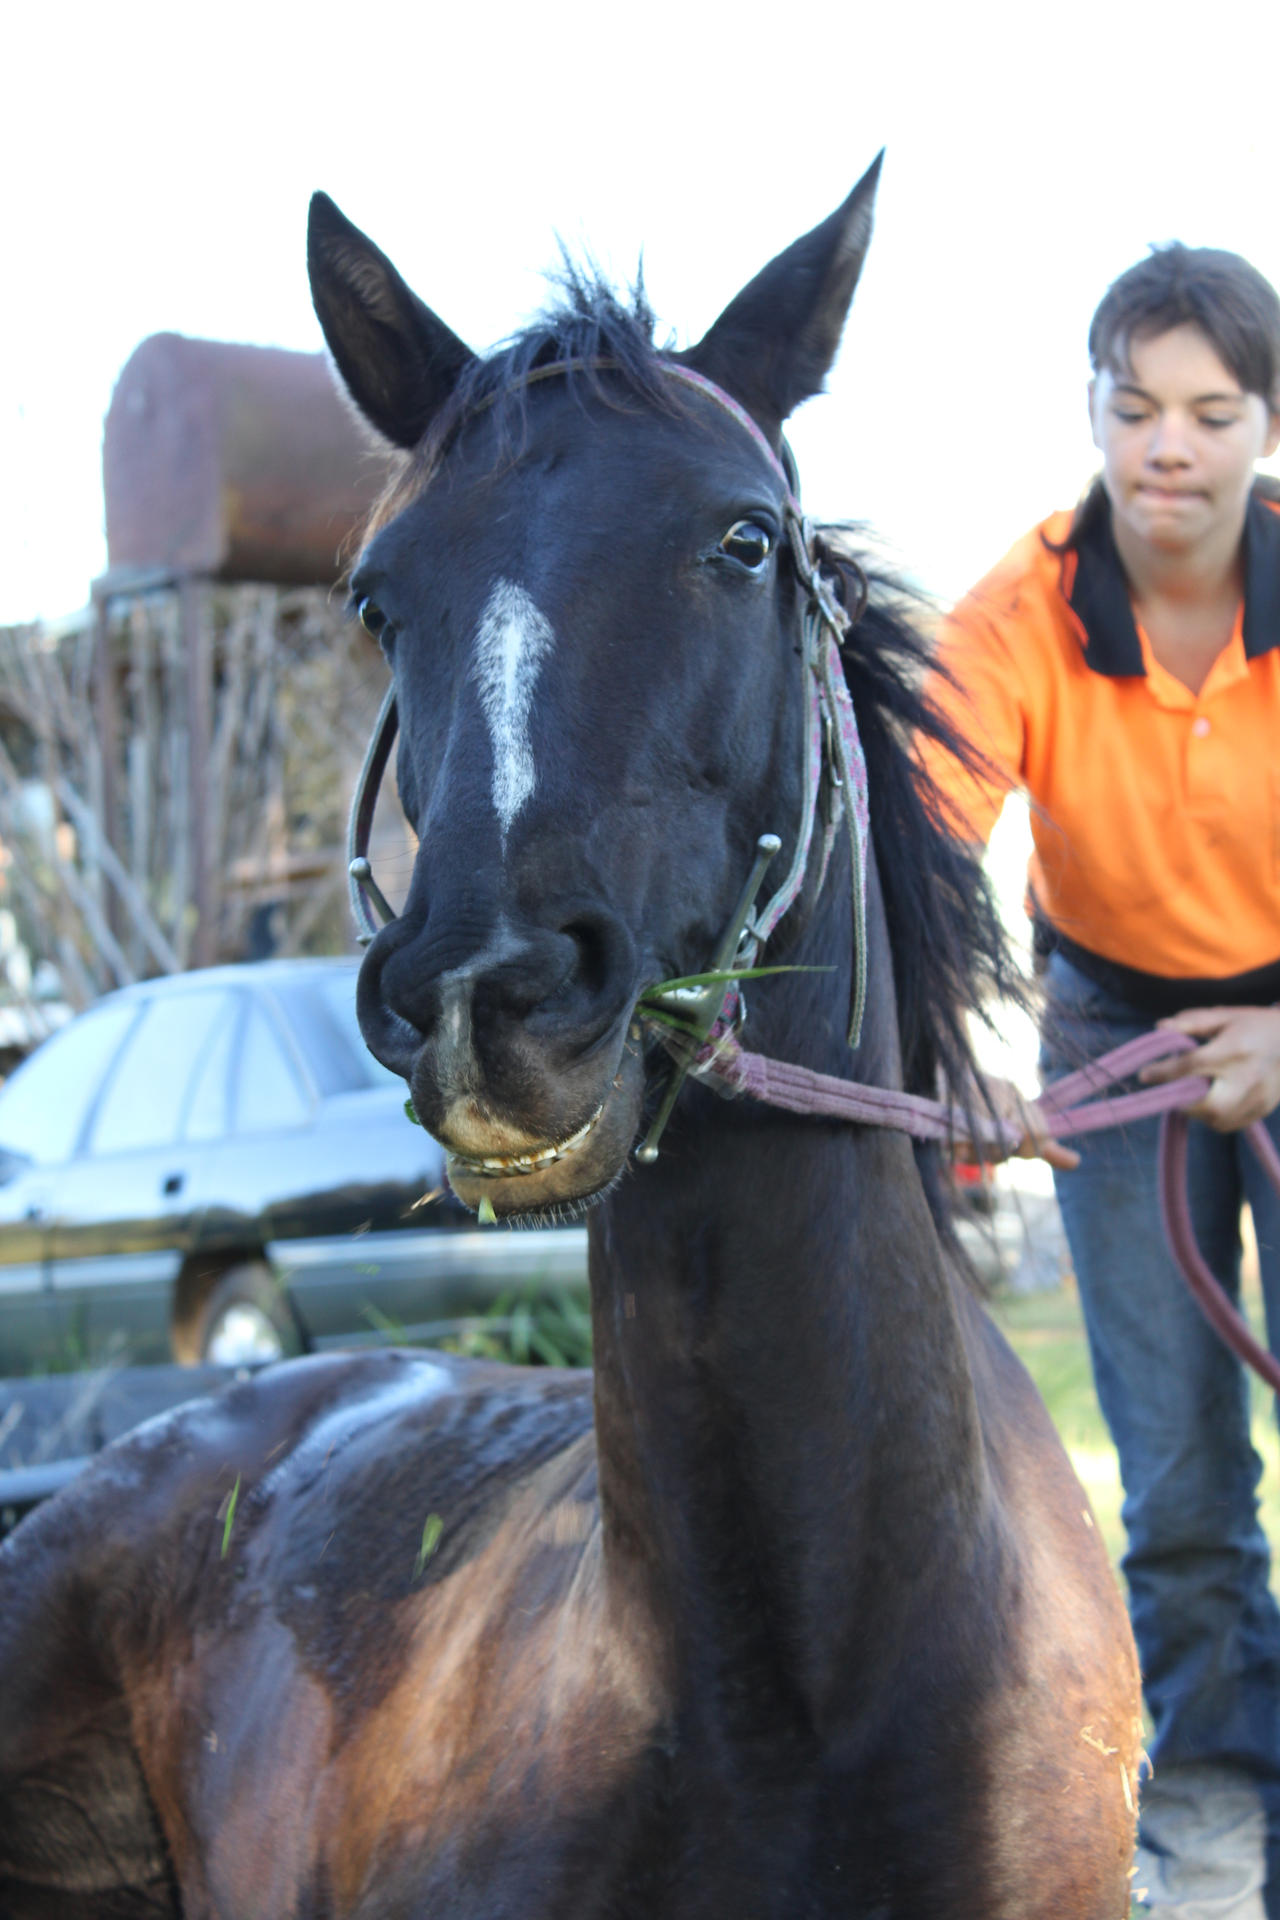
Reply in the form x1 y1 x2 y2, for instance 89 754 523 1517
453 1104 604 1178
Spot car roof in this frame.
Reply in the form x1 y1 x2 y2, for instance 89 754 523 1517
97 957 361 1009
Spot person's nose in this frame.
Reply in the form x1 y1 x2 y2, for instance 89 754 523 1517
1146 411 1193 467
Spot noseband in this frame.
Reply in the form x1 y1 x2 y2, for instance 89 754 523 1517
345 359 873 1158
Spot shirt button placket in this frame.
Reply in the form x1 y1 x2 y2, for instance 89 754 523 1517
1186 712 1213 807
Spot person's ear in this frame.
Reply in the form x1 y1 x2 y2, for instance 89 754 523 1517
1261 400 1280 462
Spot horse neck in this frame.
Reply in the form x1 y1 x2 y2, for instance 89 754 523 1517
586 858 990 1729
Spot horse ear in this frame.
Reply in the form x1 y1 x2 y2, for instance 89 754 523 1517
307 192 476 451
681 153 883 433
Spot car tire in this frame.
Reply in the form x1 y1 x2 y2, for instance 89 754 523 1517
189 1263 301 1368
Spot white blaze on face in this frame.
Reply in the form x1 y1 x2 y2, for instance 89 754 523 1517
472 579 555 841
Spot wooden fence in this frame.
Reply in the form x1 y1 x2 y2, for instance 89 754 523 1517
0 581 406 1012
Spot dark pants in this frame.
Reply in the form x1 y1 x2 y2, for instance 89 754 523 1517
1042 954 1280 1917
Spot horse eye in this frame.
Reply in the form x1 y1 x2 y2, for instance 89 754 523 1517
358 596 393 642
719 521 773 569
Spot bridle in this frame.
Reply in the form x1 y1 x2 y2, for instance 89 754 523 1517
345 357 873 1159
343 357 1280 1396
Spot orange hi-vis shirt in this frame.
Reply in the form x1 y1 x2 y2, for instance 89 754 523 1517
923 490 1280 997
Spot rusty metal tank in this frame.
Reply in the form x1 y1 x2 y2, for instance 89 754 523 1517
102 335 392 586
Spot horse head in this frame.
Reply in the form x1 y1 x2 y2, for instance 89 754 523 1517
307 161 881 1219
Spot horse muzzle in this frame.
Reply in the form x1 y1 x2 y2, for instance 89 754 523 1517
442 1042 647 1216
358 909 647 1218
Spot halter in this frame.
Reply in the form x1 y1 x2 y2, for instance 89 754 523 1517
346 358 872 1160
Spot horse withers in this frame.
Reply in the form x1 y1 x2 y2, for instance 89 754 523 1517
0 161 1140 1917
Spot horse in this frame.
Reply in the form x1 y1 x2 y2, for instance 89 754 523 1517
0 160 1141 1917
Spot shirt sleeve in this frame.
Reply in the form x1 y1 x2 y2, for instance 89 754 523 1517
919 595 1030 847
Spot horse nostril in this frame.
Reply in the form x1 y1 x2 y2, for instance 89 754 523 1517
355 902 637 1077
563 917 611 1001
462 915 634 1050
556 909 637 1017
357 934 427 1077
362 1002 425 1078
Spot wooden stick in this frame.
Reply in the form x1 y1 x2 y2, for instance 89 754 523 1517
55 779 180 975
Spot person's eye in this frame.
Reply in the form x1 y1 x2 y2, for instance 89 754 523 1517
1111 409 1148 425
1199 416 1238 430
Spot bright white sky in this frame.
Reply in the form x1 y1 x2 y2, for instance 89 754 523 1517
4 0 1278 626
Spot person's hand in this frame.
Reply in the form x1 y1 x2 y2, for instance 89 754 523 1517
1138 1005 1280 1131
953 1074 1081 1172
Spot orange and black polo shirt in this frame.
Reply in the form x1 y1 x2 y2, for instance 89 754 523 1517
922 488 1280 1014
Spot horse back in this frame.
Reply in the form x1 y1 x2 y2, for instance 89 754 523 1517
0 1350 666 1918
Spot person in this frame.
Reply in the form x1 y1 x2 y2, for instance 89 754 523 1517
922 243 1280 1916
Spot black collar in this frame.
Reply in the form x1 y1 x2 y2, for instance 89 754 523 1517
1064 487 1280 677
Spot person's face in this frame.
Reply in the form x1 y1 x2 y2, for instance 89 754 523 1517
1089 324 1280 556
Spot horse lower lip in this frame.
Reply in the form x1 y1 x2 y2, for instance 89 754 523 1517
449 1104 605 1177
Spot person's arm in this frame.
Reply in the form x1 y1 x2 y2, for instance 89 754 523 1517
1138 1006 1280 1129
920 594 1029 844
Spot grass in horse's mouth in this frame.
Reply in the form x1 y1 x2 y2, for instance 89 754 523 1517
635 963 833 1038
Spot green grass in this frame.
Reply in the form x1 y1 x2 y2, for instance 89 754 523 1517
991 1266 1280 1589
437 1285 593 1369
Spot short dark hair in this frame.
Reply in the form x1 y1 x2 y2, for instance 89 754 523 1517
1089 243 1280 405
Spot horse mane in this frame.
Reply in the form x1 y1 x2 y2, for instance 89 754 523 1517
815 537 1024 1109
365 273 1023 1132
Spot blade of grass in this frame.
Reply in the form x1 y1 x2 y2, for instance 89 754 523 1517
220 1475 241 1560
634 1007 706 1037
638 963 833 999
413 1512 443 1580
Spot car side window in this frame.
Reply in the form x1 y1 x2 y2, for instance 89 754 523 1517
234 1003 312 1134
314 972 402 1088
182 996 241 1142
87 991 230 1156
0 1001 137 1165
272 978 366 1097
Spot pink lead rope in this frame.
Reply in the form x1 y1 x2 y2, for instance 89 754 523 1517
1158 1107 1280 1395
694 1026 1280 1395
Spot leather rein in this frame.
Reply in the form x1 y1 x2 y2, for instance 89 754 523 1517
345 359 1280 1396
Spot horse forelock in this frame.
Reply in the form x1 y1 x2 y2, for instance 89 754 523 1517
357 266 716 547
357 266 672 543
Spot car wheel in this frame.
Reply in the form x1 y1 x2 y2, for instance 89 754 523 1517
192 1264 300 1368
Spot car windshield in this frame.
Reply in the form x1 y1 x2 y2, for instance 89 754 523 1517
0 1001 137 1164
87 990 231 1155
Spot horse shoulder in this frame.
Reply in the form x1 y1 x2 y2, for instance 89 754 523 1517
297 1440 672 1913
180 1360 666 1914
